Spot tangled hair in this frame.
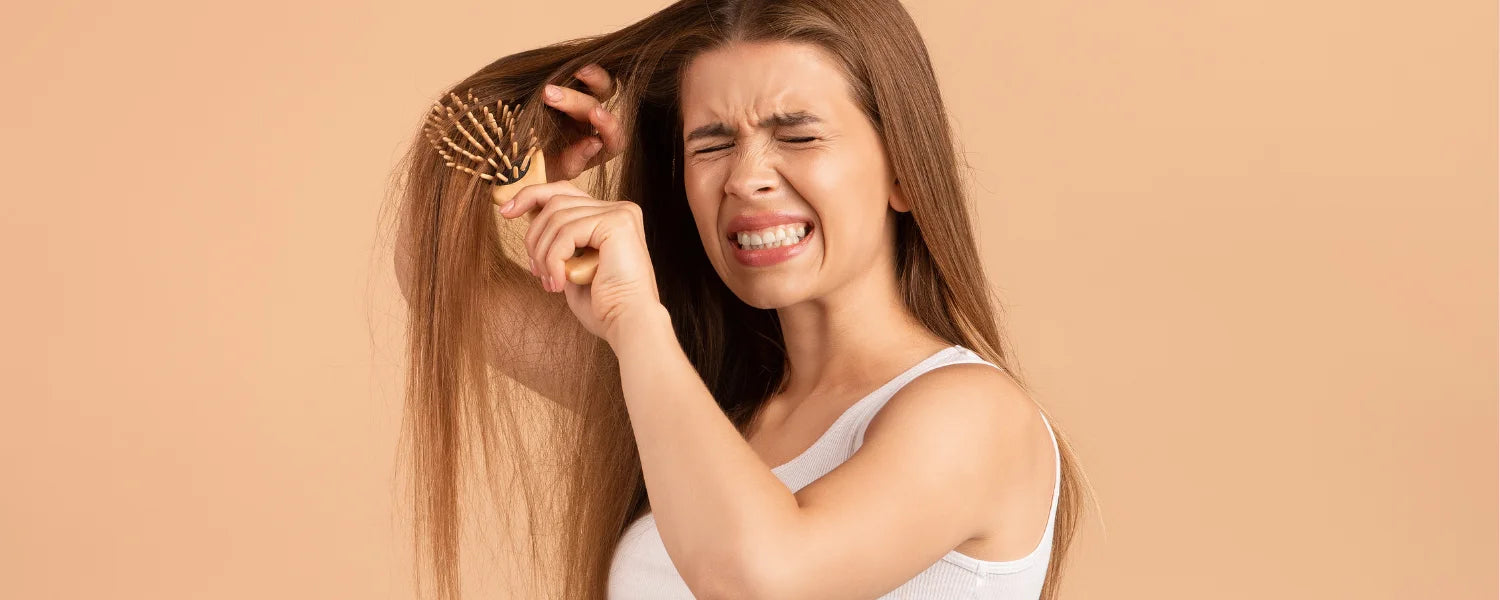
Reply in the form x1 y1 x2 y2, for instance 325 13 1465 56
381 0 1096 598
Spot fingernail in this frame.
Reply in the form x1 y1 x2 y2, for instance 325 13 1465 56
588 138 604 155
501 200 515 213
545 275 554 292
577 65 596 77
545 85 561 101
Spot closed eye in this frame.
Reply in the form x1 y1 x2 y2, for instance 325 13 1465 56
692 137 819 155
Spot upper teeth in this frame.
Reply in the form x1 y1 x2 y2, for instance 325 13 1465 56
736 223 809 249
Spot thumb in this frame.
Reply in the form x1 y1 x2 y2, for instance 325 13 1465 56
561 136 605 180
580 136 605 170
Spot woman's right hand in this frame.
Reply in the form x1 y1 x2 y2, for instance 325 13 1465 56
541 64 626 182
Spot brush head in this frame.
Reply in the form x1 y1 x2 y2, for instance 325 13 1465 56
421 89 543 205
419 87 599 287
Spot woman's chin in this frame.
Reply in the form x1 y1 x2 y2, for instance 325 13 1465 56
730 281 808 310
711 243 817 307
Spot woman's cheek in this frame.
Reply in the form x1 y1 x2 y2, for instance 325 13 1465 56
788 151 844 197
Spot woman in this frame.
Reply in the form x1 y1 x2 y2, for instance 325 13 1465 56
391 1 1089 598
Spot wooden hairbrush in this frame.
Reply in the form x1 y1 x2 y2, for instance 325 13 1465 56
423 88 600 285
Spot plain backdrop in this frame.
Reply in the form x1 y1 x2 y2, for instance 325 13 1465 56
1 1 1495 598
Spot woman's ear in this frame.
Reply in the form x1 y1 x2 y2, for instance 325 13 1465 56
889 177 911 213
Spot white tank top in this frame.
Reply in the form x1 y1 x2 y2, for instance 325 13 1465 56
607 344 1061 599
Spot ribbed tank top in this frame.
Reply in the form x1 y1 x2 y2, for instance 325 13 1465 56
607 344 1061 599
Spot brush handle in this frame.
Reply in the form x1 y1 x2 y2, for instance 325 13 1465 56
561 247 600 285
489 150 600 285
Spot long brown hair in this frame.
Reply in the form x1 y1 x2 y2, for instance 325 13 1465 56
383 1 1096 598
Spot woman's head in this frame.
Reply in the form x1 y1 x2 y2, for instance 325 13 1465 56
679 40 910 309
389 2 1086 599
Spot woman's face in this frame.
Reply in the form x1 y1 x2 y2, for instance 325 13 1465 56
678 40 907 309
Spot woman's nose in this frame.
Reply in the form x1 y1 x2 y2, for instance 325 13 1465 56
723 149 778 200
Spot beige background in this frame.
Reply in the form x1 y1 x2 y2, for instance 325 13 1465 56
2 0 1495 597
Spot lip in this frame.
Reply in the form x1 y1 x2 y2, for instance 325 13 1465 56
724 210 816 239
728 223 814 267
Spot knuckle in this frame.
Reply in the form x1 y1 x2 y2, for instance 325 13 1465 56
577 64 614 88
538 194 564 216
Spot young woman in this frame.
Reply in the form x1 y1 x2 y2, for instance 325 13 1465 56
391 1 1089 598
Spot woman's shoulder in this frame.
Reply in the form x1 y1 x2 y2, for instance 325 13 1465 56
863 349 1051 479
855 350 1054 540
867 351 1042 446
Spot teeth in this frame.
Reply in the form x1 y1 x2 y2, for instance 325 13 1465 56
736 223 808 251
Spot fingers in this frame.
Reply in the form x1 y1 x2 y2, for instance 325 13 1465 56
539 205 640 293
534 205 613 291
543 85 623 163
522 193 591 273
542 66 625 180
556 134 605 183
499 180 585 219
523 195 595 274
570 64 625 169
573 64 616 101
581 104 624 170
499 180 589 274
543 82 611 180
542 83 598 123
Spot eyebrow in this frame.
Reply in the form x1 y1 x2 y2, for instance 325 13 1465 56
684 111 823 143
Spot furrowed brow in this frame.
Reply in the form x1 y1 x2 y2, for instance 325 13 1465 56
685 111 822 143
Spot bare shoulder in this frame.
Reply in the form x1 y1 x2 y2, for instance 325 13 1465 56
867 361 1042 440
864 360 1052 494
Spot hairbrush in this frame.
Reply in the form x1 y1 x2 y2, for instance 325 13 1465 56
423 88 600 285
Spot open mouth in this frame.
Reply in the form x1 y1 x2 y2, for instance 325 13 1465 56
727 223 815 250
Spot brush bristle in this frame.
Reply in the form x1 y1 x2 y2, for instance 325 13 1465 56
421 87 540 186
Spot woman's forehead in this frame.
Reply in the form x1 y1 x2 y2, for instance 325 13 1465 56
680 42 853 132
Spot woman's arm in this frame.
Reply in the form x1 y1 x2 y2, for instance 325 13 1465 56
606 304 801 597
608 305 1040 600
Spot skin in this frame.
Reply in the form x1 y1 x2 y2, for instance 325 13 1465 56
501 41 1057 598
678 41 956 408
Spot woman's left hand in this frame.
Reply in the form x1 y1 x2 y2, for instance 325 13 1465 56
501 180 662 344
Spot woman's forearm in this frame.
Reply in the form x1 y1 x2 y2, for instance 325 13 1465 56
608 304 799 591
